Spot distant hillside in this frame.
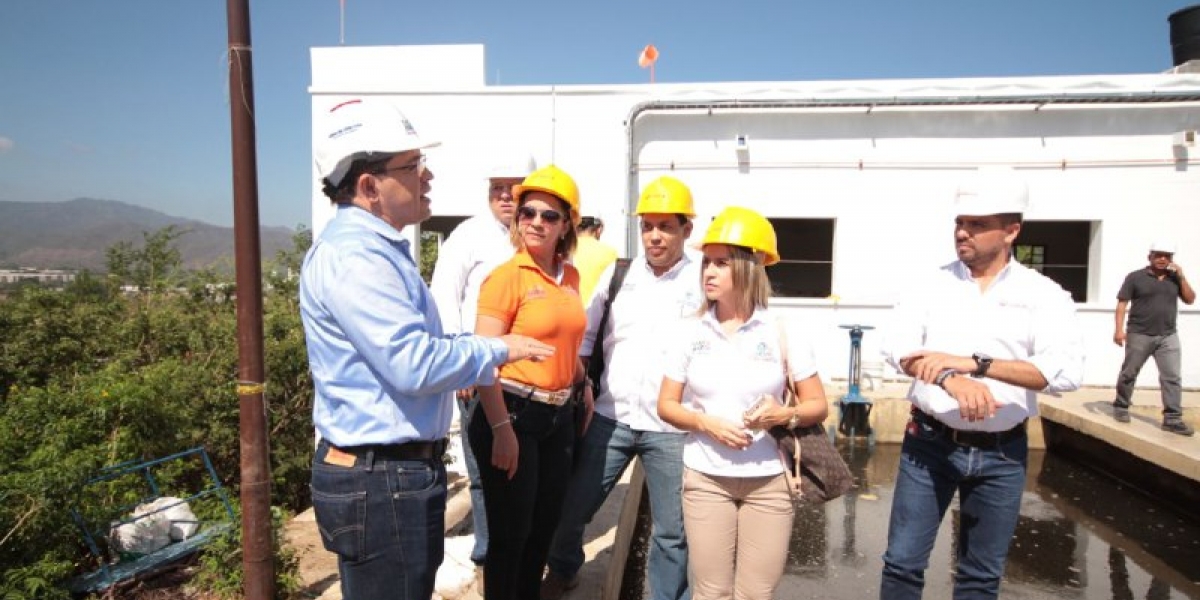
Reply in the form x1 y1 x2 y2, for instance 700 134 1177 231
0 198 298 272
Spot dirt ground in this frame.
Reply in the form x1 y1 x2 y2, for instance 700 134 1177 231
285 507 341 599
285 472 475 600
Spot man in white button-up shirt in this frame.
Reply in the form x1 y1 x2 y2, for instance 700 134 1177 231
879 168 1084 600
542 177 702 600
429 153 535 570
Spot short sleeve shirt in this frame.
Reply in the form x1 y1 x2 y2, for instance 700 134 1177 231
662 307 818 478
1118 268 1182 336
478 251 587 390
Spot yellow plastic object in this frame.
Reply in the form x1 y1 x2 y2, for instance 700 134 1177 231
636 176 696 216
702 206 780 266
512 164 581 225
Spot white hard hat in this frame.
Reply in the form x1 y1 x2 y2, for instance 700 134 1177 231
953 166 1029 216
1149 240 1177 254
489 154 537 179
314 98 440 188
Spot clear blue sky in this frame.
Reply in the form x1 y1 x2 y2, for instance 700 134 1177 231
0 0 1193 229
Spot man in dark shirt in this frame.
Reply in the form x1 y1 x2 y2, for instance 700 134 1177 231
1112 240 1196 436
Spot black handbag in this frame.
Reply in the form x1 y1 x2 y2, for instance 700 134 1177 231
771 321 854 504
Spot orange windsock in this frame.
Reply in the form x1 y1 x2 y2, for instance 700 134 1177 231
638 44 659 68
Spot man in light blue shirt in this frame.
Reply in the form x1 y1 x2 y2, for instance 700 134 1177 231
303 98 554 600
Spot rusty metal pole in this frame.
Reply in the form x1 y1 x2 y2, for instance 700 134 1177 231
225 0 273 598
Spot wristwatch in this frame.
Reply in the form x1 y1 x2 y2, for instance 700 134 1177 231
971 353 993 378
934 368 958 389
787 409 801 430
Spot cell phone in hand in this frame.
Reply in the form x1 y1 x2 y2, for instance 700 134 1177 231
743 394 781 430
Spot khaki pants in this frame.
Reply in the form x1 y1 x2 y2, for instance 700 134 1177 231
682 467 794 600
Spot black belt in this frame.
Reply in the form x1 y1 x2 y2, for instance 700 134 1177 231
330 439 448 461
911 409 1026 448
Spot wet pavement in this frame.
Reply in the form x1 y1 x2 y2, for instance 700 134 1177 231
776 443 1200 600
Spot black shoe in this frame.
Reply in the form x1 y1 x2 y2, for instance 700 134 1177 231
1112 407 1131 423
1162 420 1195 436
540 571 580 600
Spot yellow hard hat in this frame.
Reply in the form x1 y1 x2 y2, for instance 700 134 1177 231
512 164 581 226
636 176 696 216
702 206 780 266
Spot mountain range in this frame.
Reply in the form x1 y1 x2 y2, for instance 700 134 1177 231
0 199 299 272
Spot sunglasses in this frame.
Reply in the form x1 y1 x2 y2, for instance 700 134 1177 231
517 206 564 224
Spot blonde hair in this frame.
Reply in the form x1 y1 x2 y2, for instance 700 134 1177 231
509 196 579 258
701 244 772 317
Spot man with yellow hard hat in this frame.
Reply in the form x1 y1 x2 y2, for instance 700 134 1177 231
543 176 702 600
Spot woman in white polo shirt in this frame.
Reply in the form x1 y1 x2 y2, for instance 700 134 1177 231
657 206 829 600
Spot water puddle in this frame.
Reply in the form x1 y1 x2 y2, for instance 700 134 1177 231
779 444 1200 599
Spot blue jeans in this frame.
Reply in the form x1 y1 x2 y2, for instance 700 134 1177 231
547 413 691 600
468 392 576 600
458 395 487 564
1115 332 1183 421
310 439 447 600
879 415 1028 600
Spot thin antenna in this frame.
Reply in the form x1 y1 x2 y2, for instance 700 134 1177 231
339 0 345 45
550 85 557 162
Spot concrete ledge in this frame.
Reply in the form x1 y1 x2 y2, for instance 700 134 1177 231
1039 397 1200 481
1039 395 1200 520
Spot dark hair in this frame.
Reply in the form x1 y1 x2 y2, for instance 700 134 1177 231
997 213 1023 226
578 216 603 232
321 154 394 204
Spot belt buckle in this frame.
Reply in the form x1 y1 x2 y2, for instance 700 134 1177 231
950 428 966 446
548 390 568 405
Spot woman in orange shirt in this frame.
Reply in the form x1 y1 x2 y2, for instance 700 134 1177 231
468 164 594 600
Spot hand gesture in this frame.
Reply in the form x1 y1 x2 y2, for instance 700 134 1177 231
491 424 520 480
500 334 555 363
900 351 974 383
742 394 786 431
943 376 1000 422
579 384 595 436
698 414 752 450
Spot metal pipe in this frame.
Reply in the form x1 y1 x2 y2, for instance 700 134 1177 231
225 1 273 598
623 93 1200 256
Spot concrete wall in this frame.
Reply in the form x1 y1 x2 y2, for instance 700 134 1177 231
310 44 1200 388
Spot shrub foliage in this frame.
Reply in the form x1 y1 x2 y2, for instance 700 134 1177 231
0 227 314 598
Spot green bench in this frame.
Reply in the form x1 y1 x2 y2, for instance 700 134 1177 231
67 447 236 594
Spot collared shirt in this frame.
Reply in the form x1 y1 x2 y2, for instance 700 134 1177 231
429 213 515 335
882 259 1084 432
1118 267 1183 336
573 236 619 306
478 250 586 390
582 252 704 432
663 308 819 478
300 205 509 447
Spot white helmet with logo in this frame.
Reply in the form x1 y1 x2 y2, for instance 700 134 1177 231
314 98 440 188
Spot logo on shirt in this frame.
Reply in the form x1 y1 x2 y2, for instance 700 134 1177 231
690 340 711 355
678 292 703 316
526 286 547 300
753 341 777 362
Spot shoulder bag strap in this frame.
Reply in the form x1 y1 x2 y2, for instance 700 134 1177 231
586 259 632 383
776 317 802 480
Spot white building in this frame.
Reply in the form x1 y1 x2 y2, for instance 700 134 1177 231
309 44 1200 388
0 268 77 286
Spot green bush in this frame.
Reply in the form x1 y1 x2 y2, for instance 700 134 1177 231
0 227 314 598
193 506 302 600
